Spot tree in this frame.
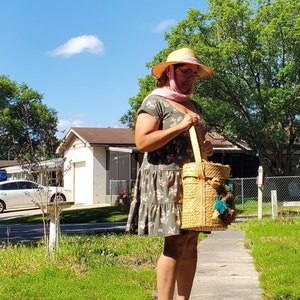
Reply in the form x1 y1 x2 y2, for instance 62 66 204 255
0 75 65 256
0 75 60 179
121 0 300 176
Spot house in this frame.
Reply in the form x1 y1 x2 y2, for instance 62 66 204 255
0 127 259 206
205 132 260 178
0 160 17 181
57 127 259 206
0 160 19 168
0 158 64 186
56 127 139 205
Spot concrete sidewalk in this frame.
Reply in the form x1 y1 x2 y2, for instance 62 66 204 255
190 228 263 300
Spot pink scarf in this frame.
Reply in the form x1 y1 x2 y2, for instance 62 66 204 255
150 65 190 102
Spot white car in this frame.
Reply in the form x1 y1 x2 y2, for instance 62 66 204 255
0 180 72 213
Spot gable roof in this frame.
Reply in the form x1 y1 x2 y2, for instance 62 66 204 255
205 132 238 149
57 126 241 154
70 127 135 145
57 127 136 153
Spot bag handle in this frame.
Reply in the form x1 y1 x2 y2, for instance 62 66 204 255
189 126 207 162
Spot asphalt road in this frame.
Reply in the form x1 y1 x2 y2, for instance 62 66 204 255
0 207 126 244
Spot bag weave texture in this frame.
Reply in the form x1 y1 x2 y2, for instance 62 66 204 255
181 127 231 231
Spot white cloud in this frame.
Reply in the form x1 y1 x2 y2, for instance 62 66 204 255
57 114 86 137
153 19 176 32
47 35 104 57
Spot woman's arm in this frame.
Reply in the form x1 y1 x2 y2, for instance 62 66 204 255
135 112 199 152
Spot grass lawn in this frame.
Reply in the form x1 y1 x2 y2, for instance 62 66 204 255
0 205 207 299
0 233 162 300
0 205 130 224
1 205 300 299
237 216 300 299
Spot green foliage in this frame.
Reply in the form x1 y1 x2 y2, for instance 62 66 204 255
1 205 299 298
0 234 162 300
121 0 300 175
235 197 300 217
120 75 156 129
0 202 208 300
235 198 273 216
0 75 60 166
238 217 300 299
0 205 130 224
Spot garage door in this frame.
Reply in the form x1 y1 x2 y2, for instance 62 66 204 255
74 161 86 203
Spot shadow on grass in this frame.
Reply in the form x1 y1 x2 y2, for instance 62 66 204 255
60 205 130 223
0 205 130 224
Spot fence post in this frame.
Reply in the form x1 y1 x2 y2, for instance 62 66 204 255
241 178 244 209
257 166 263 220
271 190 278 219
110 181 112 205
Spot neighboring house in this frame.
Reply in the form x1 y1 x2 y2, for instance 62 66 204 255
206 132 260 178
0 127 260 206
0 160 19 169
0 158 64 186
56 127 139 205
57 127 259 206
0 160 17 181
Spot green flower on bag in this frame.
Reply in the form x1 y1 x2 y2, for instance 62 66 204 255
214 198 229 214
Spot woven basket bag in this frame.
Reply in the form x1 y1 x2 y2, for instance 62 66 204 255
181 126 231 231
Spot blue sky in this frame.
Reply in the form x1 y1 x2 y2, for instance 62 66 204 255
0 0 207 138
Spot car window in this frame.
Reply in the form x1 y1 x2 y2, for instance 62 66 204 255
18 181 39 190
0 182 19 190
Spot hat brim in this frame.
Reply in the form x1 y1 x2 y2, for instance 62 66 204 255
151 61 213 80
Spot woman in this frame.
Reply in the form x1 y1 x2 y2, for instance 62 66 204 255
126 48 214 300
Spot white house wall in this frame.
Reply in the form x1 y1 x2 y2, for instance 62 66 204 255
92 147 108 204
64 144 94 205
2 165 24 180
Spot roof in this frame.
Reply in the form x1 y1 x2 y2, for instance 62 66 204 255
205 132 233 148
70 127 135 145
0 160 19 168
57 127 136 153
57 127 239 154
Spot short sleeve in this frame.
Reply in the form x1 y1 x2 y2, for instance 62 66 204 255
138 95 166 120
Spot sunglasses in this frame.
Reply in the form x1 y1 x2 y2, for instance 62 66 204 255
175 64 198 76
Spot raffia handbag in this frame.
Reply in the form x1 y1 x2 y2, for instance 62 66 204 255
181 126 235 231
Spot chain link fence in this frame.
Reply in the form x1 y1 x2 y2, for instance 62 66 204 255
110 176 300 217
233 176 300 217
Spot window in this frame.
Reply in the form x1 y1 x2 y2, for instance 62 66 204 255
0 182 19 190
107 151 131 180
17 181 38 190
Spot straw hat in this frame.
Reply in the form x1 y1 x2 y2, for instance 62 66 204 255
151 48 213 80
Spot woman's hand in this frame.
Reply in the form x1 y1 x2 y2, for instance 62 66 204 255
135 112 195 152
179 113 200 131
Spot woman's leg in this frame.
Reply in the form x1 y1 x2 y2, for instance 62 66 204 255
176 232 199 299
156 236 185 299
156 234 196 300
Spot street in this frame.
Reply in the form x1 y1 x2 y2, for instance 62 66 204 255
0 207 126 244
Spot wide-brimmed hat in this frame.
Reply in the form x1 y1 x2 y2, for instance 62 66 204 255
151 48 213 80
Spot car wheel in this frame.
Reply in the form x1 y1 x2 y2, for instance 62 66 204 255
0 200 5 213
50 193 66 203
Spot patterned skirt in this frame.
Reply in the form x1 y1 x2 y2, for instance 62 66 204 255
126 166 184 236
